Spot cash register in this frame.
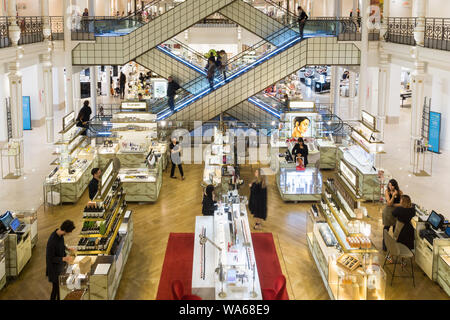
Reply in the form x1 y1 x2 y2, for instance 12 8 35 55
0 211 29 238
420 210 450 245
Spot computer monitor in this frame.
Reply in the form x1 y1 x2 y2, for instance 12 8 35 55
427 210 443 230
9 218 20 232
0 211 14 230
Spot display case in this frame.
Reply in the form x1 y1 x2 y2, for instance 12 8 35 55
5 228 32 277
437 246 450 296
276 167 322 202
0 234 6 290
14 210 38 248
118 164 162 202
61 210 133 300
315 138 337 169
306 176 385 300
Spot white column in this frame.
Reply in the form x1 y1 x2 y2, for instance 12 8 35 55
330 66 341 117
63 0 74 113
348 70 357 120
411 60 426 141
41 53 55 143
380 0 389 39
88 0 95 15
106 66 112 98
8 61 24 176
413 0 426 46
377 51 389 138
386 63 401 125
41 0 51 39
90 66 97 116
358 0 370 117
73 71 81 115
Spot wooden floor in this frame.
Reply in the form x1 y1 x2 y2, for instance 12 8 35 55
0 164 448 300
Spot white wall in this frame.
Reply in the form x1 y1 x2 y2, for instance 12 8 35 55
426 0 450 18
21 65 44 124
386 63 401 119
16 0 41 16
389 0 412 17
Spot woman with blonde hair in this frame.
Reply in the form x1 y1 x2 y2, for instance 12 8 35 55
249 168 268 230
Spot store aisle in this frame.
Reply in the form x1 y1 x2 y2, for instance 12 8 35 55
0 162 447 300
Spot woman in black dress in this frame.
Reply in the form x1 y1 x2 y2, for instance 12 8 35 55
202 185 216 216
291 137 309 167
249 168 267 230
392 195 415 250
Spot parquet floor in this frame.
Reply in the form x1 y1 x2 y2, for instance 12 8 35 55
0 164 448 300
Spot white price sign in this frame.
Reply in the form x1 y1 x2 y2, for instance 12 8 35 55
121 102 147 110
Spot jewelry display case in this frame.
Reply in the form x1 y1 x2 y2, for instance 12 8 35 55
276 167 322 202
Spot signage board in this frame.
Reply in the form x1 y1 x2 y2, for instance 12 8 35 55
23 96 32 130
62 111 75 131
428 111 441 153
340 160 357 187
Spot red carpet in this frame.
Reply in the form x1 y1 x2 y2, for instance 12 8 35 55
156 232 288 300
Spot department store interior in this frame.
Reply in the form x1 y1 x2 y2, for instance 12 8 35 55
0 0 449 302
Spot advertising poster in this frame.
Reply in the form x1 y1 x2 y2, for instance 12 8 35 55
23 96 32 130
428 111 441 153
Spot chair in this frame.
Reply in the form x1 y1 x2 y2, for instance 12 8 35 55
171 280 202 300
383 229 415 287
262 275 286 300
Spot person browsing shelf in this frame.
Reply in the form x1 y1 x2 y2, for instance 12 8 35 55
88 168 102 201
202 185 216 216
46 220 76 300
249 168 268 230
76 100 92 136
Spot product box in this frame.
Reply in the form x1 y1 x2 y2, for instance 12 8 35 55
79 256 92 274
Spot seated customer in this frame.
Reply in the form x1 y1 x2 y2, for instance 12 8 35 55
392 195 415 250
202 185 216 216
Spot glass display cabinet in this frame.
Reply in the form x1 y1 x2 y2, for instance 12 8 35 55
277 167 322 202
0 234 6 290
437 246 450 295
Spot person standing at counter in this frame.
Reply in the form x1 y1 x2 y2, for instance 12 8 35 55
46 220 76 300
202 185 216 216
382 179 403 251
76 100 92 136
291 137 309 167
249 168 267 230
88 168 102 201
170 137 184 180
119 72 127 99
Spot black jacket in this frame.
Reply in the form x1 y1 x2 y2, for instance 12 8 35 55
202 196 216 216
298 11 308 22
292 143 309 166
249 182 267 220
119 73 126 86
46 230 67 283
88 178 99 200
392 207 415 250
76 105 92 125
167 81 180 97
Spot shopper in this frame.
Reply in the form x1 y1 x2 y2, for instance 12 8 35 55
170 137 184 180
76 100 92 136
139 72 145 84
167 76 180 112
382 179 403 251
46 220 76 300
206 56 216 91
249 168 267 230
202 185 216 216
392 195 415 250
297 6 308 39
119 71 127 99
88 168 102 201
82 8 89 32
291 137 309 167
219 50 228 81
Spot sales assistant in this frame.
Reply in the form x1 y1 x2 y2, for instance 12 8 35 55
88 168 102 201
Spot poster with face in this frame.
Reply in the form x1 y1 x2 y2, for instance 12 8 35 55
287 113 316 138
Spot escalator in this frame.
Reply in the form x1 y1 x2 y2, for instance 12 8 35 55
72 0 237 66
143 18 360 121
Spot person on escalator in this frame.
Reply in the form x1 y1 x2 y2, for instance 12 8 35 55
207 56 216 91
297 6 308 39
167 76 180 112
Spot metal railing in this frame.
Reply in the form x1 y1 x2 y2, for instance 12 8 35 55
194 18 237 27
425 18 450 51
385 17 417 46
15 16 44 45
49 16 64 41
0 17 10 48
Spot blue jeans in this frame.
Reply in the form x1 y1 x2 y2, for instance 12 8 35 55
208 77 214 90
168 95 175 110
